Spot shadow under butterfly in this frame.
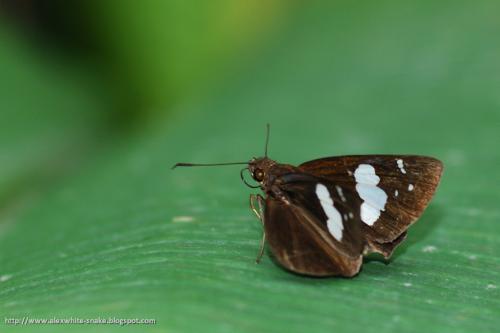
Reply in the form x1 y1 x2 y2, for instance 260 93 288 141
173 125 443 277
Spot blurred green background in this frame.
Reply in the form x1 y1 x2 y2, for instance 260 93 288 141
0 1 499 332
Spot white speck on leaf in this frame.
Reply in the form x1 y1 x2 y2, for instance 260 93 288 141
468 254 477 260
172 216 195 223
422 245 437 253
403 282 412 287
0 274 12 282
486 284 497 290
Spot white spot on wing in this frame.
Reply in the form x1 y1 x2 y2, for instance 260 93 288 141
408 184 414 191
356 183 387 210
354 164 387 226
354 164 380 185
396 159 407 174
360 203 381 225
315 184 344 241
335 185 347 202
395 190 399 197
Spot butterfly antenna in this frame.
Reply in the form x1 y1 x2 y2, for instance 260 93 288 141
264 123 270 157
172 162 248 170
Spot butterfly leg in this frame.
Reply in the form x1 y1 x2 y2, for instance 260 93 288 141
249 194 266 263
249 193 263 220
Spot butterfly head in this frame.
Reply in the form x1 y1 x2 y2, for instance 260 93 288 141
248 157 276 183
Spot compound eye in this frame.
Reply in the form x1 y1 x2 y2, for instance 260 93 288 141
253 168 264 182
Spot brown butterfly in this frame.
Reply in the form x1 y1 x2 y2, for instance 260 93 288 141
173 125 443 277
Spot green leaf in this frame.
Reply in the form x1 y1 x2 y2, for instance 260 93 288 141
1 2 499 333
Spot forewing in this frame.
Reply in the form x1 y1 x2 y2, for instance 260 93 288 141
264 196 362 277
300 155 443 249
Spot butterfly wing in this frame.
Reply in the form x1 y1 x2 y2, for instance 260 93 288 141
299 155 443 256
263 173 364 277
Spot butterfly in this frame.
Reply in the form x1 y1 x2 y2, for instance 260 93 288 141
173 125 443 277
